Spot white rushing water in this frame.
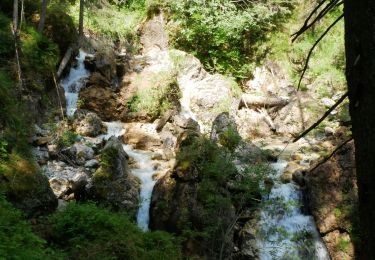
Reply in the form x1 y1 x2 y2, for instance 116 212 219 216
257 160 330 260
100 121 157 231
60 50 91 117
61 52 157 231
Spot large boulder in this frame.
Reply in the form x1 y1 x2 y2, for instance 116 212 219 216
1 158 57 217
122 123 162 150
73 110 107 137
45 161 88 200
305 141 357 259
79 85 118 121
87 136 140 213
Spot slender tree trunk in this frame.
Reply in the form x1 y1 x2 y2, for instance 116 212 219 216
13 0 18 34
38 0 48 33
345 0 375 258
79 0 84 37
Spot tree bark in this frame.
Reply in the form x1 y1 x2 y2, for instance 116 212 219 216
38 0 48 33
13 0 18 34
239 94 289 109
79 0 84 37
345 0 375 257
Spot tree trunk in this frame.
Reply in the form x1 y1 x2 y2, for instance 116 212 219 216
345 0 375 258
79 0 84 37
38 0 48 33
13 0 18 34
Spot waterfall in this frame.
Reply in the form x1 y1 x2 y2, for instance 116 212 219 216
256 160 330 259
60 50 91 117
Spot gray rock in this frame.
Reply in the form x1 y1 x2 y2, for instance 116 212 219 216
321 97 336 107
85 159 99 168
73 110 106 137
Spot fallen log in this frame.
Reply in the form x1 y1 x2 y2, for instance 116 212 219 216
239 94 289 109
57 46 75 79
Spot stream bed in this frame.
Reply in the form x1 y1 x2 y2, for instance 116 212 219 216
256 160 330 259
61 50 331 257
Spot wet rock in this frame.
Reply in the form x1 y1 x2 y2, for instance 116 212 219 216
32 147 49 165
123 123 162 150
73 110 106 137
292 170 305 186
322 231 354 260
324 126 335 136
33 136 52 146
235 217 259 259
281 161 303 184
210 112 239 143
321 97 336 107
2 160 57 217
87 136 140 212
45 161 88 200
305 141 357 259
79 85 118 121
84 159 99 168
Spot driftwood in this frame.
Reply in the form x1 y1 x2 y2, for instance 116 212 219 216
239 94 289 109
57 46 74 78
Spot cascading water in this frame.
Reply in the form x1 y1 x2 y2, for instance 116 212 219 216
256 160 330 259
122 145 156 231
100 121 157 231
60 50 91 117
61 52 157 231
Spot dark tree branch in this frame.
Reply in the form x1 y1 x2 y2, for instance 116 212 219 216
293 91 348 143
296 13 344 91
309 137 353 173
291 0 340 42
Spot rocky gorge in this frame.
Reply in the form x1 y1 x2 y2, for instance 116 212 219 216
18 12 355 259
0 1 357 259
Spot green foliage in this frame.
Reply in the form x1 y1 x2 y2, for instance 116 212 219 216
57 130 78 149
176 136 271 256
67 0 147 51
129 73 181 118
267 1 346 98
337 237 350 253
20 25 60 84
0 14 14 58
94 146 119 180
157 0 295 79
0 195 53 259
49 202 182 259
218 126 241 151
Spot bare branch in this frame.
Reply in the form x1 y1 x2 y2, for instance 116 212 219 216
296 13 344 91
309 137 353 173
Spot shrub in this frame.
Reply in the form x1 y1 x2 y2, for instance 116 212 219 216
57 130 78 149
49 202 182 259
0 195 52 259
157 0 295 79
176 136 271 257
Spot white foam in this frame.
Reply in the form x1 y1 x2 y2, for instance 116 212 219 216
256 160 330 259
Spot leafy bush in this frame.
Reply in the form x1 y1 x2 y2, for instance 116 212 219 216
128 72 181 119
0 195 52 259
175 136 271 257
156 0 295 79
49 202 182 259
57 130 78 149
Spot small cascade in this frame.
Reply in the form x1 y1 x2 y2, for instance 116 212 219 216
179 86 197 121
101 122 157 231
60 50 91 117
256 160 330 259
122 145 156 231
